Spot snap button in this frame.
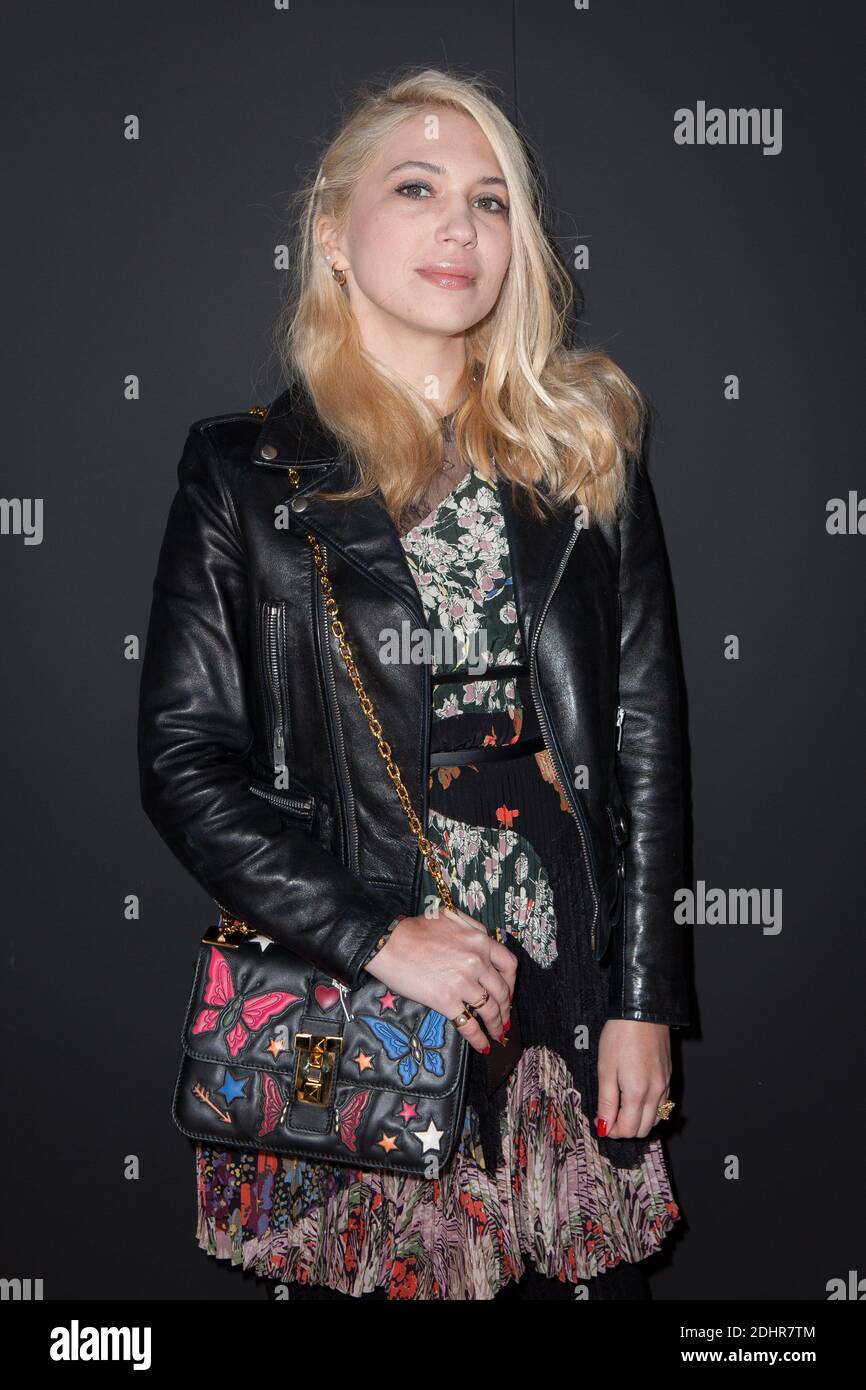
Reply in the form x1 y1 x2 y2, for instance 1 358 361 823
606 801 630 847
291 495 309 512
259 443 278 460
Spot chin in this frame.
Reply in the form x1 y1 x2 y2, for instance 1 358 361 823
402 302 480 332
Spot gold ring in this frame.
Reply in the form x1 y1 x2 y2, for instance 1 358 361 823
449 1010 473 1028
469 987 489 1010
656 1099 675 1122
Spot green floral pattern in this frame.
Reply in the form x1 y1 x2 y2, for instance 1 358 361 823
400 466 524 720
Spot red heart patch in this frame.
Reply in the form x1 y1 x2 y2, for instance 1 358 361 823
314 984 341 1011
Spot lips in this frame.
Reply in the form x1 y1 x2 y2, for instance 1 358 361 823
415 265 477 290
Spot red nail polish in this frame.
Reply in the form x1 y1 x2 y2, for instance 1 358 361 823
482 1045 490 1054
595 1116 607 1137
503 1019 511 1033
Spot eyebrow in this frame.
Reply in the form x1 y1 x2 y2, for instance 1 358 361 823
384 159 508 190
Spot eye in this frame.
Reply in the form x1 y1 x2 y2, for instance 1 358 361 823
475 194 509 216
394 182 509 215
395 181 432 199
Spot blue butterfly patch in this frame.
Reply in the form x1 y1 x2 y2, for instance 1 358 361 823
360 1010 448 1086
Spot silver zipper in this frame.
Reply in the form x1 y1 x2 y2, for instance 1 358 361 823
615 588 624 753
332 980 355 1023
261 602 289 779
528 512 602 951
249 783 314 817
415 614 432 919
317 542 360 873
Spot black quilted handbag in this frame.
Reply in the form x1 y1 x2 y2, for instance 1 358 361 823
172 492 486 1176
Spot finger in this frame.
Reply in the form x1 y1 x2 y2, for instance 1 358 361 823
462 982 505 1038
608 1090 645 1139
595 1068 620 1139
450 1008 492 1056
465 969 511 1037
488 938 518 990
478 961 512 1010
638 1089 667 1140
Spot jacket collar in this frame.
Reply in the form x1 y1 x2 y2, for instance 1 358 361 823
250 379 579 649
251 378 346 466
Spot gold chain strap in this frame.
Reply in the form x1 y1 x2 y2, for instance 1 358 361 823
290 465 455 915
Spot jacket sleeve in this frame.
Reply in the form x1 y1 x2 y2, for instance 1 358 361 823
136 423 405 988
606 453 691 1027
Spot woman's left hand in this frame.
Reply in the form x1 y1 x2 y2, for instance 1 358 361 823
595 1019 672 1139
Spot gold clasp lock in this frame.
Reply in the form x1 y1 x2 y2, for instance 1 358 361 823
200 903 260 948
292 1032 343 1106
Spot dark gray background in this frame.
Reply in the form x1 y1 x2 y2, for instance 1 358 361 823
2 0 863 1300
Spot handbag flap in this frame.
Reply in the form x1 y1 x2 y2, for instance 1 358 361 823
181 938 466 1103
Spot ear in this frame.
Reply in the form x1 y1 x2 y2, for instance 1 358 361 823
314 212 343 268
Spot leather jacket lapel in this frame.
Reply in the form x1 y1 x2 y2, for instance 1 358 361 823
251 382 577 650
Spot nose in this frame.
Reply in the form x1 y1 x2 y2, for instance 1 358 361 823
434 194 478 247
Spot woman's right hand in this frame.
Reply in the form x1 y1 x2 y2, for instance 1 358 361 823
363 907 516 1054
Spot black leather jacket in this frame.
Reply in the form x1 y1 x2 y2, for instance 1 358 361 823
137 381 691 1027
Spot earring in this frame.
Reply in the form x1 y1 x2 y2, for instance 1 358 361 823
332 265 347 286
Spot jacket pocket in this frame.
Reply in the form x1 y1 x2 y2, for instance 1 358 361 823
259 600 292 778
248 774 315 824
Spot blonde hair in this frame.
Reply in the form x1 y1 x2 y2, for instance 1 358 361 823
272 64 646 526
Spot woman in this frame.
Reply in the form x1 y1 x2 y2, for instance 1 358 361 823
138 66 690 1301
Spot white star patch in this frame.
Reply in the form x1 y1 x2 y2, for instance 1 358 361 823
412 1119 444 1153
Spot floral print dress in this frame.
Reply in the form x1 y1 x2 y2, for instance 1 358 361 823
193 425 683 1300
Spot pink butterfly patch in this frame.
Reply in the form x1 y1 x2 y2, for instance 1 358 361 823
192 946 300 1058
